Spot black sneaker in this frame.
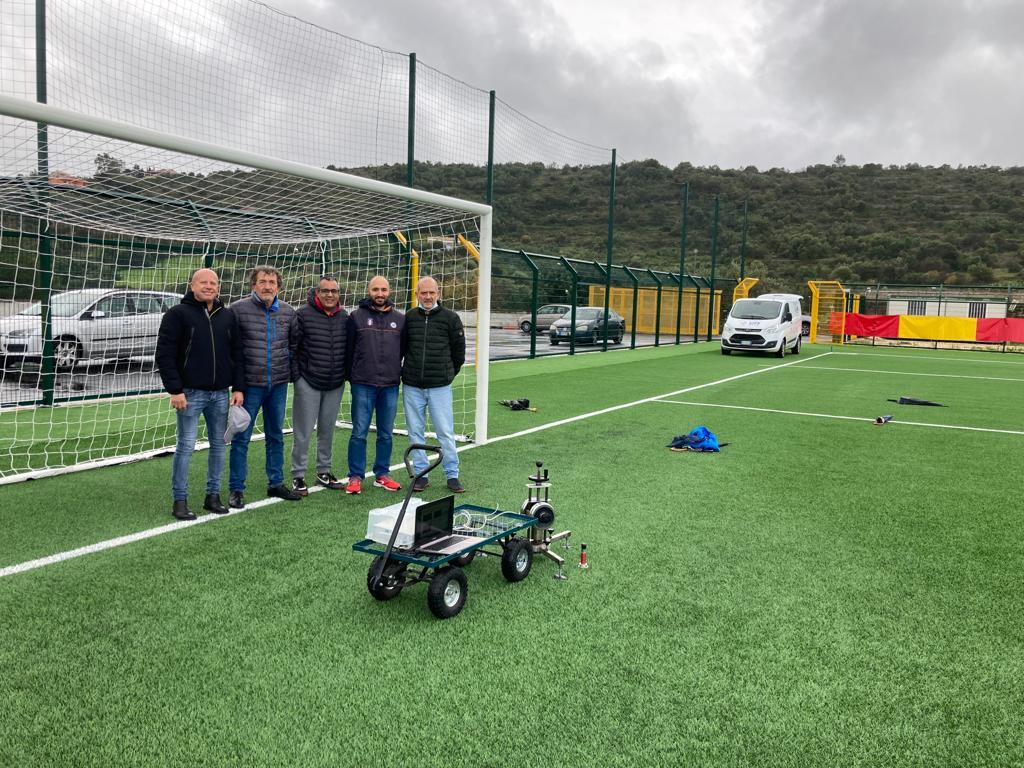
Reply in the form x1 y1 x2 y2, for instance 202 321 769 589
316 472 345 490
172 500 197 521
292 477 309 497
446 477 466 494
267 484 302 501
412 476 430 493
228 490 245 509
203 493 229 515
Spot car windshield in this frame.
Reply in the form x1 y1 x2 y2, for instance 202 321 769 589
574 309 605 321
730 300 782 320
18 291 102 318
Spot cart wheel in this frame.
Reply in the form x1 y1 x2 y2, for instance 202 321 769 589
427 566 468 619
451 551 476 568
501 538 533 582
367 556 407 601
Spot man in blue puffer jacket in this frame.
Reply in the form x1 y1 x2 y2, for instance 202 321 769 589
227 265 300 508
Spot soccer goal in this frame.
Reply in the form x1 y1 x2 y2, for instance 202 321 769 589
0 95 491 484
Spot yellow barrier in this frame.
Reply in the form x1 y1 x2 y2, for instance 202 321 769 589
391 230 418 305
588 285 721 335
733 277 759 303
808 280 846 344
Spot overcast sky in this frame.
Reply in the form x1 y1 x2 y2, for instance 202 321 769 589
268 0 1024 170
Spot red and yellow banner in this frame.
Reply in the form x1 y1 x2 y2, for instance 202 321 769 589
841 313 1024 344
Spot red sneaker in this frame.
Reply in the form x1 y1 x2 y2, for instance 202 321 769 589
345 477 362 495
373 475 401 492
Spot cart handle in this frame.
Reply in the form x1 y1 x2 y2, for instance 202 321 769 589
404 443 443 483
371 444 443 591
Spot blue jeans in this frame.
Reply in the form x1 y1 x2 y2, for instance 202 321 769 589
172 388 229 502
347 383 399 479
402 384 459 479
229 382 288 492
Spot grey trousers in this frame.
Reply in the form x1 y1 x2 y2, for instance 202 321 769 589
290 375 345 477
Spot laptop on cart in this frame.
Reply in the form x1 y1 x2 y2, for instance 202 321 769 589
414 495 475 555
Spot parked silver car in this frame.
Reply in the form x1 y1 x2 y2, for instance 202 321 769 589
517 304 571 334
0 288 180 370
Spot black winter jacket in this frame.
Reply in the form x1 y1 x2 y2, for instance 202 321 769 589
290 288 349 391
345 298 404 387
228 293 296 388
156 290 245 395
401 303 466 388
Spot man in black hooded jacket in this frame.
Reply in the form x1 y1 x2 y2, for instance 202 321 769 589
156 268 245 520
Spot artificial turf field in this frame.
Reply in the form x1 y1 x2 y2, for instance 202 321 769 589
2 342 1023 766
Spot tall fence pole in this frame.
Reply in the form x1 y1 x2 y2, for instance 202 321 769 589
406 52 416 189
602 148 616 351
676 182 689 344
739 197 748 280
35 0 56 406
706 196 720 342
486 90 495 206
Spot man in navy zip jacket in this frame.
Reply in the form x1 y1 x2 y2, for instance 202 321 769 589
156 268 245 521
227 265 300 508
344 275 404 494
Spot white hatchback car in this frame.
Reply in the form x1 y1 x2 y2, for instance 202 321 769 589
0 288 180 370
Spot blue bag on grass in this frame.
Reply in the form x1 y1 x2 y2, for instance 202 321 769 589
667 425 721 452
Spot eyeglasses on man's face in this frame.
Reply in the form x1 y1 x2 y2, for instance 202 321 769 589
318 288 340 295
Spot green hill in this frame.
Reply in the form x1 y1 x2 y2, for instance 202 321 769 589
374 159 1024 295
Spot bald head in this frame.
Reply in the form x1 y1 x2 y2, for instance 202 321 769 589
190 268 220 308
368 275 391 310
416 277 439 310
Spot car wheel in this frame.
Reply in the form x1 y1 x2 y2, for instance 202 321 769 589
775 338 786 359
519 320 532 334
802 321 810 337
550 338 559 346
792 335 801 355
721 347 731 355
54 338 81 370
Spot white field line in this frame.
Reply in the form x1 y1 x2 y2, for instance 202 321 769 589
653 399 1024 436
834 350 1024 366
796 365 1024 383
0 351 833 579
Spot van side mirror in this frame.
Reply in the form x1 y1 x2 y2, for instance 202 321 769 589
783 311 792 322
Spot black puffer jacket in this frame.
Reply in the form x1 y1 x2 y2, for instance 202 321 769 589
156 290 245 394
345 298 404 387
290 288 348 390
228 293 295 388
401 303 465 388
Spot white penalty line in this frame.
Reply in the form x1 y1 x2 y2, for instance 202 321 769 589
653 399 1024 436
1 351 831 579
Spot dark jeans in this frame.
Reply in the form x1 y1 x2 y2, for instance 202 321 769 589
229 382 288 491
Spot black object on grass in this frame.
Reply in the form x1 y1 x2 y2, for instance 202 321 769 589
499 398 536 411
887 396 946 407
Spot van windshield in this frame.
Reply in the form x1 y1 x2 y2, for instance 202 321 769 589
731 300 782 320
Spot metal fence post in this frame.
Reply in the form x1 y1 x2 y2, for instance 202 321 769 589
676 182 688 345
602 149 616 351
706 196 720 342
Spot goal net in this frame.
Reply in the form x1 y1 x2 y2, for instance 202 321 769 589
0 97 491 483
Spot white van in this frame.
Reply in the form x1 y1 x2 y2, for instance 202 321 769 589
721 293 803 357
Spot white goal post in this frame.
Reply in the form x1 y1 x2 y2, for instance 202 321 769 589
0 94 492 483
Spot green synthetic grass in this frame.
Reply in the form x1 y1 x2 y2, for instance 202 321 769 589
2 343 1024 766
